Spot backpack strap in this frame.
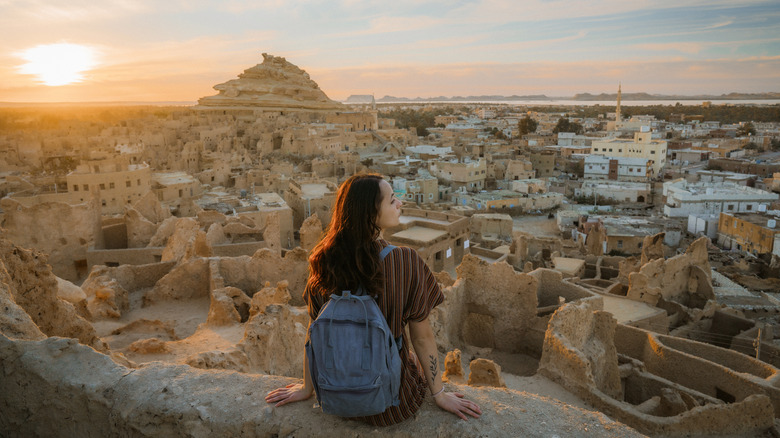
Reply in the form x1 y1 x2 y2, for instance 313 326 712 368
379 244 396 260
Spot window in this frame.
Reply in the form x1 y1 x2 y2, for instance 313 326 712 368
747 205 752 211
99 183 106 190
617 240 623 248
73 185 78 192
126 180 131 188
109 182 115 189
137 179 141 186
83 184 89 191
727 205 734 211
101 200 106 207
651 150 656 154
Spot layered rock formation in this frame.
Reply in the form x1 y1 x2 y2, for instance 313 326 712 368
197 53 345 112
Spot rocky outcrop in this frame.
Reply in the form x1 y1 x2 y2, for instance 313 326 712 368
0 239 105 351
161 218 212 263
81 272 130 319
238 304 308 377
197 53 346 112
299 214 323 252
467 358 506 388
443 349 466 384
0 335 644 438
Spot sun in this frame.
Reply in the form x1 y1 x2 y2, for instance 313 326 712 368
19 43 98 86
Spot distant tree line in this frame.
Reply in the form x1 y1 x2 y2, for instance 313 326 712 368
574 104 780 124
379 106 459 136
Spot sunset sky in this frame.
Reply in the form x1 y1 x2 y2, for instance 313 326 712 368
1 0 779 103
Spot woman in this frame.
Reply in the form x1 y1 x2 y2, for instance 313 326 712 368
265 174 481 425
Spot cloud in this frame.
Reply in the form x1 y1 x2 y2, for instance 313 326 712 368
0 0 149 22
633 42 704 54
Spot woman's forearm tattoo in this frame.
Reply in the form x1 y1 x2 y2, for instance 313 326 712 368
428 355 438 380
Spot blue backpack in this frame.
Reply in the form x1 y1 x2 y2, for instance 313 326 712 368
306 244 402 417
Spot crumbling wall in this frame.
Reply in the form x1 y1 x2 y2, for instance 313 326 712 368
626 236 713 307
216 248 309 306
0 239 105 351
454 255 537 353
0 198 98 281
616 324 780 416
539 297 776 436
539 297 622 399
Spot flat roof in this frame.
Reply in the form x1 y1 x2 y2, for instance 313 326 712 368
300 183 332 198
392 226 447 243
399 215 452 226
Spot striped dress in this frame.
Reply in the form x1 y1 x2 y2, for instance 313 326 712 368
303 240 444 426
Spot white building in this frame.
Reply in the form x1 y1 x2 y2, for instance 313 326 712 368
663 179 779 218
590 128 667 175
583 155 654 181
576 180 652 204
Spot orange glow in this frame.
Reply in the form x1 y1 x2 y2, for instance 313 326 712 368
19 43 98 86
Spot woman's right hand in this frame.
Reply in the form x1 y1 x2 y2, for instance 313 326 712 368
434 391 482 421
265 383 312 407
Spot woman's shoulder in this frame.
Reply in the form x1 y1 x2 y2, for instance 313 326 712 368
380 241 421 259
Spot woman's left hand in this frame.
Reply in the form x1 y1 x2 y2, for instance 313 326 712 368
434 391 482 420
264 383 313 407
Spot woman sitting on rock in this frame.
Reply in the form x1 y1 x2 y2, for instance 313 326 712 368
265 173 481 425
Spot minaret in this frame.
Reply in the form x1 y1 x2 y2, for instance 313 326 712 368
616 82 622 124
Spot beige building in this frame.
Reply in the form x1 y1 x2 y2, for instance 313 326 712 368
391 175 439 205
152 172 203 208
384 209 470 273
284 178 337 229
429 158 487 192
67 160 151 215
590 130 667 175
529 151 557 178
505 159 536 181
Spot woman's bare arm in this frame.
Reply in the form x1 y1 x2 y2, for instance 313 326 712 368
409 317 481 420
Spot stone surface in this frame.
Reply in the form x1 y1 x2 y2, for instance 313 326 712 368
299 214 322 252
197 53 346 112
81 272 130 319
56 275 86 304
128 337 170 354
249 281 291 316
539 298 622 400
454 255 538 353
148 216 180 247
626 237 714 307
207 286 251 325
144 258 210 305
133 191 172 224
0 239 106 351
467 358 506 388
206 222 228 246
238 304 308 377
161 218 212 263
0 335 644 438
640 232 665 266
0 197 97 281
125 207 158 248
443 349 466 384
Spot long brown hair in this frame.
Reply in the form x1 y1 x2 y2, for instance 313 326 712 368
308 174 386 297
